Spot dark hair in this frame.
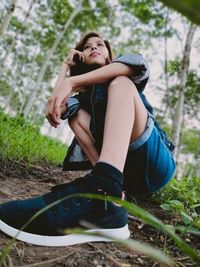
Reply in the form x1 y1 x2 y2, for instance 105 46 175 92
70 32 113 76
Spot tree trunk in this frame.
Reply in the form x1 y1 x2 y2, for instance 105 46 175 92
172 23 196 162
2 0 36 67
163 8 173 119
164 9 169 92
0 0 18 41
22 4 82 117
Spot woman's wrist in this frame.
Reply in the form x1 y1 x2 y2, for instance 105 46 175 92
61 61 70 71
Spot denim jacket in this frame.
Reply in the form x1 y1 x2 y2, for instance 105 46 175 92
62 54 174 170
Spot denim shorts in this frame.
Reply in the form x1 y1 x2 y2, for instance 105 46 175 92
129 114 154 151
124 114 176 195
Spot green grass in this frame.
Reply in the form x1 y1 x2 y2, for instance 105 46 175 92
154 177 200 208
153 177 200 231
0 110 67 167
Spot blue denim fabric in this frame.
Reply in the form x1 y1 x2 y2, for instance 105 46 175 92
60 97 80 120
93 83 108 103
145 126 176 193
113 54 150 92
62 53 176 194
124 114 176 195
129 114 154 151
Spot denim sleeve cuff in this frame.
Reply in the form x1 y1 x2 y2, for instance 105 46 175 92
112 54 150 92
60 97 80 120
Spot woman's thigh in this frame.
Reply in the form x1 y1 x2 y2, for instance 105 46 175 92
130 88 148 142
106 76 148 143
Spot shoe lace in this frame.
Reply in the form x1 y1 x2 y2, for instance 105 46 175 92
45 174 108 212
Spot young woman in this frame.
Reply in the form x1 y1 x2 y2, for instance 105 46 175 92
0 32 175 246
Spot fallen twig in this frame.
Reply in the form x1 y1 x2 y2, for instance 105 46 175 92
19 251 75 267
88 243 131 267
128 214 143 223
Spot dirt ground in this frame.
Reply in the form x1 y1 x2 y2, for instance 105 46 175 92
0 163 199 267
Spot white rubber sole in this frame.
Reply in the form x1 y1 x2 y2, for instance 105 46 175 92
0 219 130 247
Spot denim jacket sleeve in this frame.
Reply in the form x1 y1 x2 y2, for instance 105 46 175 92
112 54 150 92
60 96 80 120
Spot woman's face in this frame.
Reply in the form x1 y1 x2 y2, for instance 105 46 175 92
82 36 109 66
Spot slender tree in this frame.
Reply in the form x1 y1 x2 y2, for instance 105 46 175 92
172 22 197 161
0 0 18 41
1 0 36 66
22 2 83 116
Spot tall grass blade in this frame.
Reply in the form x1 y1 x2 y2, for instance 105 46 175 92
66 226 173 266
77 193 200 264
0 193 199 266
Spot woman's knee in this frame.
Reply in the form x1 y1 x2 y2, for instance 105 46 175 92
68 109 90 132
108 76 137 95
109 76 137 90
68 110 82 130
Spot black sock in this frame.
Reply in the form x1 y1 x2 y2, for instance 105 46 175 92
92 162 124 197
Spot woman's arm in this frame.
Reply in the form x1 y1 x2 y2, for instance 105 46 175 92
54 62 69 88
46 62 133 127
69 62 133 89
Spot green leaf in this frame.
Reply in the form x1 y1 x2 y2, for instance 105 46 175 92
169 200 184 210
180 211 193 225
191 203 200 209
160 204 172 211
176 225 200 235
159 0 200 25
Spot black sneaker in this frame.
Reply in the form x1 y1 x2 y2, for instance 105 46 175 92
0 174 130 247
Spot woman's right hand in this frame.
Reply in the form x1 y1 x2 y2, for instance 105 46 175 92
63 49 85 66
45 78 73 128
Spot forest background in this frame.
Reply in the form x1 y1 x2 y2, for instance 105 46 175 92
0 0 199 178
0 0 199 179
0 1 200 266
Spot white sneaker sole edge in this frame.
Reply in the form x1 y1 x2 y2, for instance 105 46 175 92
0 219 130 247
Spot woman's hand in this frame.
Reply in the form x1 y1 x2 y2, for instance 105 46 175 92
46 78 73 128
64 49 85 66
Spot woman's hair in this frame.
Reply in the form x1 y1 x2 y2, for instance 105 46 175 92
70 32 113 77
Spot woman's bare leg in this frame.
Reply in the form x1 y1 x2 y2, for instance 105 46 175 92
69 76 147 172
69 109 99 166
98 76 148 172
